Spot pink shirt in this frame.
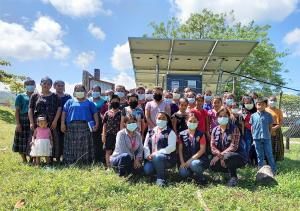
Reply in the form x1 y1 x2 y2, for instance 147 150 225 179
145 100 170 129
36 127 51 139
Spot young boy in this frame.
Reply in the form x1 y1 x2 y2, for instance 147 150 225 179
250 97 276 174
102 94 122 168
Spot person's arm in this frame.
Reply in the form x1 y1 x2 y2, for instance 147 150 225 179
51 107 62 130
136 133 144 160
178 141 185 165
93 112 99 131
156 130 176 154
143 132 151 159
120 115 125 130
60 111 67 133
15 107 22 132
171 116 178 135
31 129 37 145
49 129 53 146
210 132 222 157
220 127 240 156
205 115 210 138
145 105 155 129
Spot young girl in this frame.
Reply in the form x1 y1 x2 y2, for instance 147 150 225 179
178 115 208 185
207 96 223 133
102 94 122 168
30 115 53 166
172 98 188 136
12 78 36 163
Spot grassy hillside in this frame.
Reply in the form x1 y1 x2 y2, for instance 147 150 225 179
1 106 300 210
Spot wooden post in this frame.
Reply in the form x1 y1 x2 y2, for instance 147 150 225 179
286 137 290 150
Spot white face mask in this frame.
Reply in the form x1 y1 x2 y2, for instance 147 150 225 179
145 93 153 100
74 92 85 99
244 103 254 110
173 93 180 100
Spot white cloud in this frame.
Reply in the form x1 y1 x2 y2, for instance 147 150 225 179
0 16 70 60
74 51 95 69
0 82 10 92
111 41 132 71
103 72 136 90
170 0 299 23
42 0 112 17
88 23 106 41
283 28 300 56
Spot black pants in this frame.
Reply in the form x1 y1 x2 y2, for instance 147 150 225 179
210 152 245 177
92 128 104 163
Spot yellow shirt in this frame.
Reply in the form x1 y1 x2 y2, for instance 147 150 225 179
266 107 283 125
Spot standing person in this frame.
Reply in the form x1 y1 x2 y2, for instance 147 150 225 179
184 87 192 98
250 97 276 174
172 98 189 136
145 88 153 103
266 96 284 162
164 91 178 115
30 115 53 166
178 115 208 184
54 80 72 162
144 112 177 186
135 86 146 109
102 95 122 168
225 93 235 109
203 90 213 111
186 91 196 112
115 85 128 110
210 108 246 187
207 96 222 133
110 115 143 176
28 77 61 162
172 88 181 105
61 84 99 165
145 86 171 131
12 78 36 163
241 95 257 164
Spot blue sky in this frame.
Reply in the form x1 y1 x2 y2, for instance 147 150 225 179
1 0 300 94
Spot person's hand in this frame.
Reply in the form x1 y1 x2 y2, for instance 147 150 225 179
180 162 188 168
147 155 152 161
50 121 57 130
134 159 142 169
16 123 22 132
61 123 67 133
30 123 35 131
210 156 220 166
92 124 99 132
220 159 226 168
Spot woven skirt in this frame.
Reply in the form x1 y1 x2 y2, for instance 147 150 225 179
272 128 284 161
63 121 94 165
12 113 31 154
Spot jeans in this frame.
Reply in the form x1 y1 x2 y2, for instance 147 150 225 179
110 153 141 176
210 152 245 177
244 128 252 162
179 159 208 178
144 153 175 180
254 139 277 173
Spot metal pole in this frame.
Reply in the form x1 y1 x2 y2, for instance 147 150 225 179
155 55 160 86
216 70 223 95
279 91 283 109
232 76 236 95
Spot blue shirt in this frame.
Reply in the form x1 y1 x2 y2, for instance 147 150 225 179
89 97 106 110
250 111 273 139
15 93 30 114
63 99 98 125
61 94 72 107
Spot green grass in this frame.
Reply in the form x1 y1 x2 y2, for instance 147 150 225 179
1 106 300 210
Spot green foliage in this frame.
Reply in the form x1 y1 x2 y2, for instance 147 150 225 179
1 106 300 210
281 94 300 117
147 9 287 97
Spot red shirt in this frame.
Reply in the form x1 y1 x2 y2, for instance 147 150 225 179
190 108 208 133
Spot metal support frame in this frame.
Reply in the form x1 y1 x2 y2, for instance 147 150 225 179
167 39 174 74
155 55 160 86
216 70 224 95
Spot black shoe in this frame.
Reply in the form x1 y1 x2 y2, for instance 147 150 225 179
195 177 208 186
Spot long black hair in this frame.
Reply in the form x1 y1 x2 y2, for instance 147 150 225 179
242 95 257 113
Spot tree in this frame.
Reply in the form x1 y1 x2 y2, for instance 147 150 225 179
147 10 287 97
0 59 26 94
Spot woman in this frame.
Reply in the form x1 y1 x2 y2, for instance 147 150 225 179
12 78 36 162
178 115 208 185
110 115 143 176
144 111 177 186
61 84 99 165
29 77 61 162
210 108 246 187
266 96 284 161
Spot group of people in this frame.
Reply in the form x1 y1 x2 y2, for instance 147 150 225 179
12 76 284 187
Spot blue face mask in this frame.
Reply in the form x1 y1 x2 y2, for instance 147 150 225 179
156 119 167 128
187 98 195 104
137 94 145 101
102 96 109 101
115 91 125 98
187 122 198 130
126 123 138 132
164 98 172 104
25 85 35 92
204 96 212 101
226 98 234 106
92 92 101 98
218 117 229 125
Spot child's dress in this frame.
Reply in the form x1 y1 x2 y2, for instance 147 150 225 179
30 127 52 156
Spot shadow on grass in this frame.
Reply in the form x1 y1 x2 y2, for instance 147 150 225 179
278 157 300 173
0 108 15 124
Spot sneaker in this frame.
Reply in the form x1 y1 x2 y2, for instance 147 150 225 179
156 179 166 187
227 177 238 187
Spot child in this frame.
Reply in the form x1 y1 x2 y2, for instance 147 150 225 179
250 97 276 174
203 89 213 111
192 95 210 139
12 78 36 163
30 115 53 166
172 98 188 136
102 94 122 168
207 96 222 133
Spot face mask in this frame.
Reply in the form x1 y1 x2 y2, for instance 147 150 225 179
92 92 101 98
187 98 195 104
204 96 212 101
187 122 198 130
164 98 172 104
153 93 163 101
244 103 254 110
74 92 85 99
129 101 138 109
115 91 125 98
231 108 240 114
226 98 234 106
25 85 35 92
254 99 258 104
173 93 180 100
156 119 167 128
137 94 145 101
269 101 277 108
145 94 153 100
111 102 120 109
218 117 229 125
102 96 109 101
126 123 137 132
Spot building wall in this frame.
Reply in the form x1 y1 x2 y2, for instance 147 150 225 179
166 74 202 93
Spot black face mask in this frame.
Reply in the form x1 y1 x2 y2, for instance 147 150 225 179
111 102 120 109
153 93 162 101
129 101 138 109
